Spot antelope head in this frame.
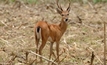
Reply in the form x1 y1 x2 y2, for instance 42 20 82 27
56 0 71 23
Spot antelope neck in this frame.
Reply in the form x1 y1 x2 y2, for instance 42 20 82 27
59 19 67 34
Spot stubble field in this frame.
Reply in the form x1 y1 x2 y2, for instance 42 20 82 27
0 0 107 65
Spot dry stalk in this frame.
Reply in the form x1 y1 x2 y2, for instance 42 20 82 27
104 21 106 65
59 55 67 64
71 10 83 24
28 59 37 65
17 59 26 64
17 55 26 60
87 2 97 13
17 23 23 29
9 52 27 64
90 52 95 65
25 51 29 65
8 54 17 64
24 51 36 65
0 38 12 47
29 50 58 65
1 20 8 27
12 0 33 11
13 0 22 9
52 49 65 65
88 47 103 65
0 48 17 64
76 15 83 24
17 23 28 29
71 9 96 31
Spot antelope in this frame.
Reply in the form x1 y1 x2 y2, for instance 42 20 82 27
34 0 71 63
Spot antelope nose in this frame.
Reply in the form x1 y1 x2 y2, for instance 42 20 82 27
65 19 68 21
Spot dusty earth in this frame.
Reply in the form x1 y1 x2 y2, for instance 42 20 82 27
0 1 107 65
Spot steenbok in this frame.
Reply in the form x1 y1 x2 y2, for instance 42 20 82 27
34 0 71 63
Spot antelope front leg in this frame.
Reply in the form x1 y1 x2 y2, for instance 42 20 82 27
56 41 59 64
49 42 54 59
48 42 54 65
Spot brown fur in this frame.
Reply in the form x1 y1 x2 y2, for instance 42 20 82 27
34 0 71 64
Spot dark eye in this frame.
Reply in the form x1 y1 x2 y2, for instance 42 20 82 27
67 14 69 16
62 14 64 16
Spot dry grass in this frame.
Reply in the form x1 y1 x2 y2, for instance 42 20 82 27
0 1 107 65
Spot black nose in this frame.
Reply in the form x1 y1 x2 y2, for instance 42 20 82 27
65 19 68 21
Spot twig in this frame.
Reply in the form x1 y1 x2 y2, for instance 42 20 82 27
52 49 65 65
0 38 12 47
90 52 95 65
89 47 103 65
17 23 28 29
76 15 82 24
87 1 97 13
13 0 22 9
17 59 26 64
71 10 83 24
104 21 106 65
59 55 67 63
29 50 58 65
25 51 29 64
8 54 17 65
28 59 37 65
16 55 26 61
17 23 23 29
1 20 8 27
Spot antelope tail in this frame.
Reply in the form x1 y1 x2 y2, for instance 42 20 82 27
36 26 41 40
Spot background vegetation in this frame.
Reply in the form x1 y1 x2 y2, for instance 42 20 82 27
0 0 107 65
1 0 107 4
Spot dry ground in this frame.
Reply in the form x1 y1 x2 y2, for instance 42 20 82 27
0 1 107 65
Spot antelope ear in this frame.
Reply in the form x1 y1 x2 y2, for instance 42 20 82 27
57 8 62 15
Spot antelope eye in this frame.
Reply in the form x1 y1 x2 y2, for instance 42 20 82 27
67 14 69 16
62 14 64 16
